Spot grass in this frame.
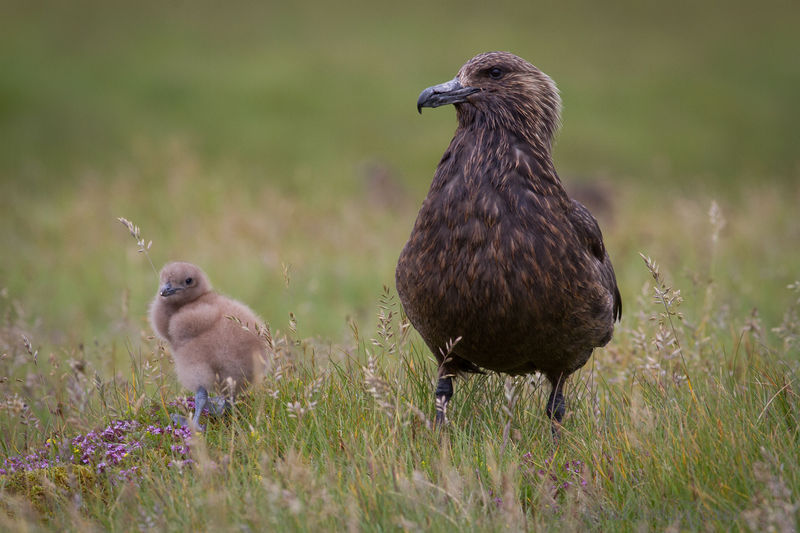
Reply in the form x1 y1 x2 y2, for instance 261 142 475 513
1 256 799 530
1 0 800 530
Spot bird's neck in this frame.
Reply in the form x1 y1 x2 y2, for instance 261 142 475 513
457 106 555 157
450 122 566 199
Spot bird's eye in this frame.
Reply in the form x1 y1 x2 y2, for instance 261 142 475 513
185 277 193 285
488 67 504 80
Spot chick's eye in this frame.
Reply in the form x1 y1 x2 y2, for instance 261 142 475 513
488 67 504 80
185 277 193 285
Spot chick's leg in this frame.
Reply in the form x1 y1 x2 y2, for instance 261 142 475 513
191 386 209 431
206 396 231 416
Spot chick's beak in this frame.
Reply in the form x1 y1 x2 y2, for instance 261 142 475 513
417 77 481 113
159 282 180 297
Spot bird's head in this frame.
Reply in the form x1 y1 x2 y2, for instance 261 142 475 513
417 51 561 148
157 262 212 305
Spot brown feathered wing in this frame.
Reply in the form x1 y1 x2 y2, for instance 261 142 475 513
566 198 622 322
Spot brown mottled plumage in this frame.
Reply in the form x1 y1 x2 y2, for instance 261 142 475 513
149 262 266 429
396 52 621 429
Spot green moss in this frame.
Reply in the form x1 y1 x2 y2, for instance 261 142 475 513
1 465 98 517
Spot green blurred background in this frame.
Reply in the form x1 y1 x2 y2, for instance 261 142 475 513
1 1 798 351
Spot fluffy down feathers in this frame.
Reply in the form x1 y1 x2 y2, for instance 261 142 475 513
149 262 266 396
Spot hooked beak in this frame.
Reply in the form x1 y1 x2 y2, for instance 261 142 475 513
417 77 481 113
159 282 181 297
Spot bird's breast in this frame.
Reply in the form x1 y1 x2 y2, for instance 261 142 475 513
401 183 569 309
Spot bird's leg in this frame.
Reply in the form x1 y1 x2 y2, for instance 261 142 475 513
546 376 566 437
434 376 453 426
206 395 230 417
211 377 236 416
169 387 210 431
190 386 209 432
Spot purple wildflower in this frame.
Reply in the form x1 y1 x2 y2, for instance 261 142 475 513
1 418 194 480
522 453 589 495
